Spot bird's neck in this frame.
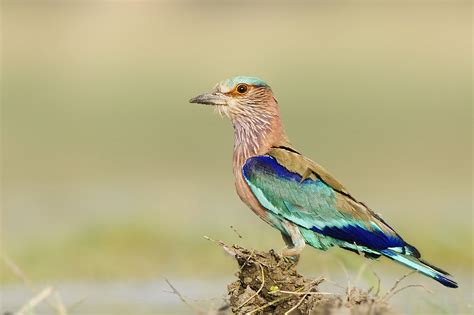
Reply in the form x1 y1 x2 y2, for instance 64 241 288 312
232 107 288 171
230 98 290 218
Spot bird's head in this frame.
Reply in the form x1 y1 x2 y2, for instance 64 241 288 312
189 76 279 122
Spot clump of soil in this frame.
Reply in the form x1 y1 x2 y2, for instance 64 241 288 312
224 244 394 315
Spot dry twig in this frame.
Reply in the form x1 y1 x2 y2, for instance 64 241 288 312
372 270 382 297
246 295 292 314
164 278 194 310
272 290 332 296
204 235 236 257
2 252 68 315
385 284 433 301
284 292 308 315
16 286 54 315
382 270 417 300
240 249 255 271
2 253 34 289
53 292 67 315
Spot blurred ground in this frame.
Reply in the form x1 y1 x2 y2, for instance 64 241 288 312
1 1 472 314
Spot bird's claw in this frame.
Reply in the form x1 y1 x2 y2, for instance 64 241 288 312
282 255 300 265
279 247 301 265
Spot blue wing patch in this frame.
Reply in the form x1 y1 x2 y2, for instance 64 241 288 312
243 155 308 183
310 225 405 250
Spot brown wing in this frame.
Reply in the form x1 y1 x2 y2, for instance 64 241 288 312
268 145 349 194
267 145 395 234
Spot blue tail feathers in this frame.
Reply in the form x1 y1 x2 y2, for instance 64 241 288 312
380 249 458 288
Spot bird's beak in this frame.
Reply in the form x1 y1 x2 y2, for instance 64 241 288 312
189 92 228 106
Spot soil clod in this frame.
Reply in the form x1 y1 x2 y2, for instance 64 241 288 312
224 245 394 315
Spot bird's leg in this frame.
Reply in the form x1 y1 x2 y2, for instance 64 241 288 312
280 221 306 264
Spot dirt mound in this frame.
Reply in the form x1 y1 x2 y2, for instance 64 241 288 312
224 244 394 315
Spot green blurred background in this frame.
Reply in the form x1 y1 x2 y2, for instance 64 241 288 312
1 0 472 313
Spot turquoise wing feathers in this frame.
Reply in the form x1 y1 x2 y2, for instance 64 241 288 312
242 154 458 288
242 155 405 252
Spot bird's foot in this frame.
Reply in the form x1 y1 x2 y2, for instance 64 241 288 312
279 245 304 265
281 253 300 265
278 222 305 266
281 245 304 257
281 241 306 256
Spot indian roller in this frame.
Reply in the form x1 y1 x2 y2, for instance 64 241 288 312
189 76 457 288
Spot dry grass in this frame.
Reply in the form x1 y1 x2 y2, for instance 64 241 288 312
175 237 437 315
1 252 68 315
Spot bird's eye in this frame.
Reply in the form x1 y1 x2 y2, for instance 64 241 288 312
236 84 248 94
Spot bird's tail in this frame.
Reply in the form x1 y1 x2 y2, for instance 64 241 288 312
380 249 458 288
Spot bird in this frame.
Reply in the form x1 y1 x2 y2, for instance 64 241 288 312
189 76 458 288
